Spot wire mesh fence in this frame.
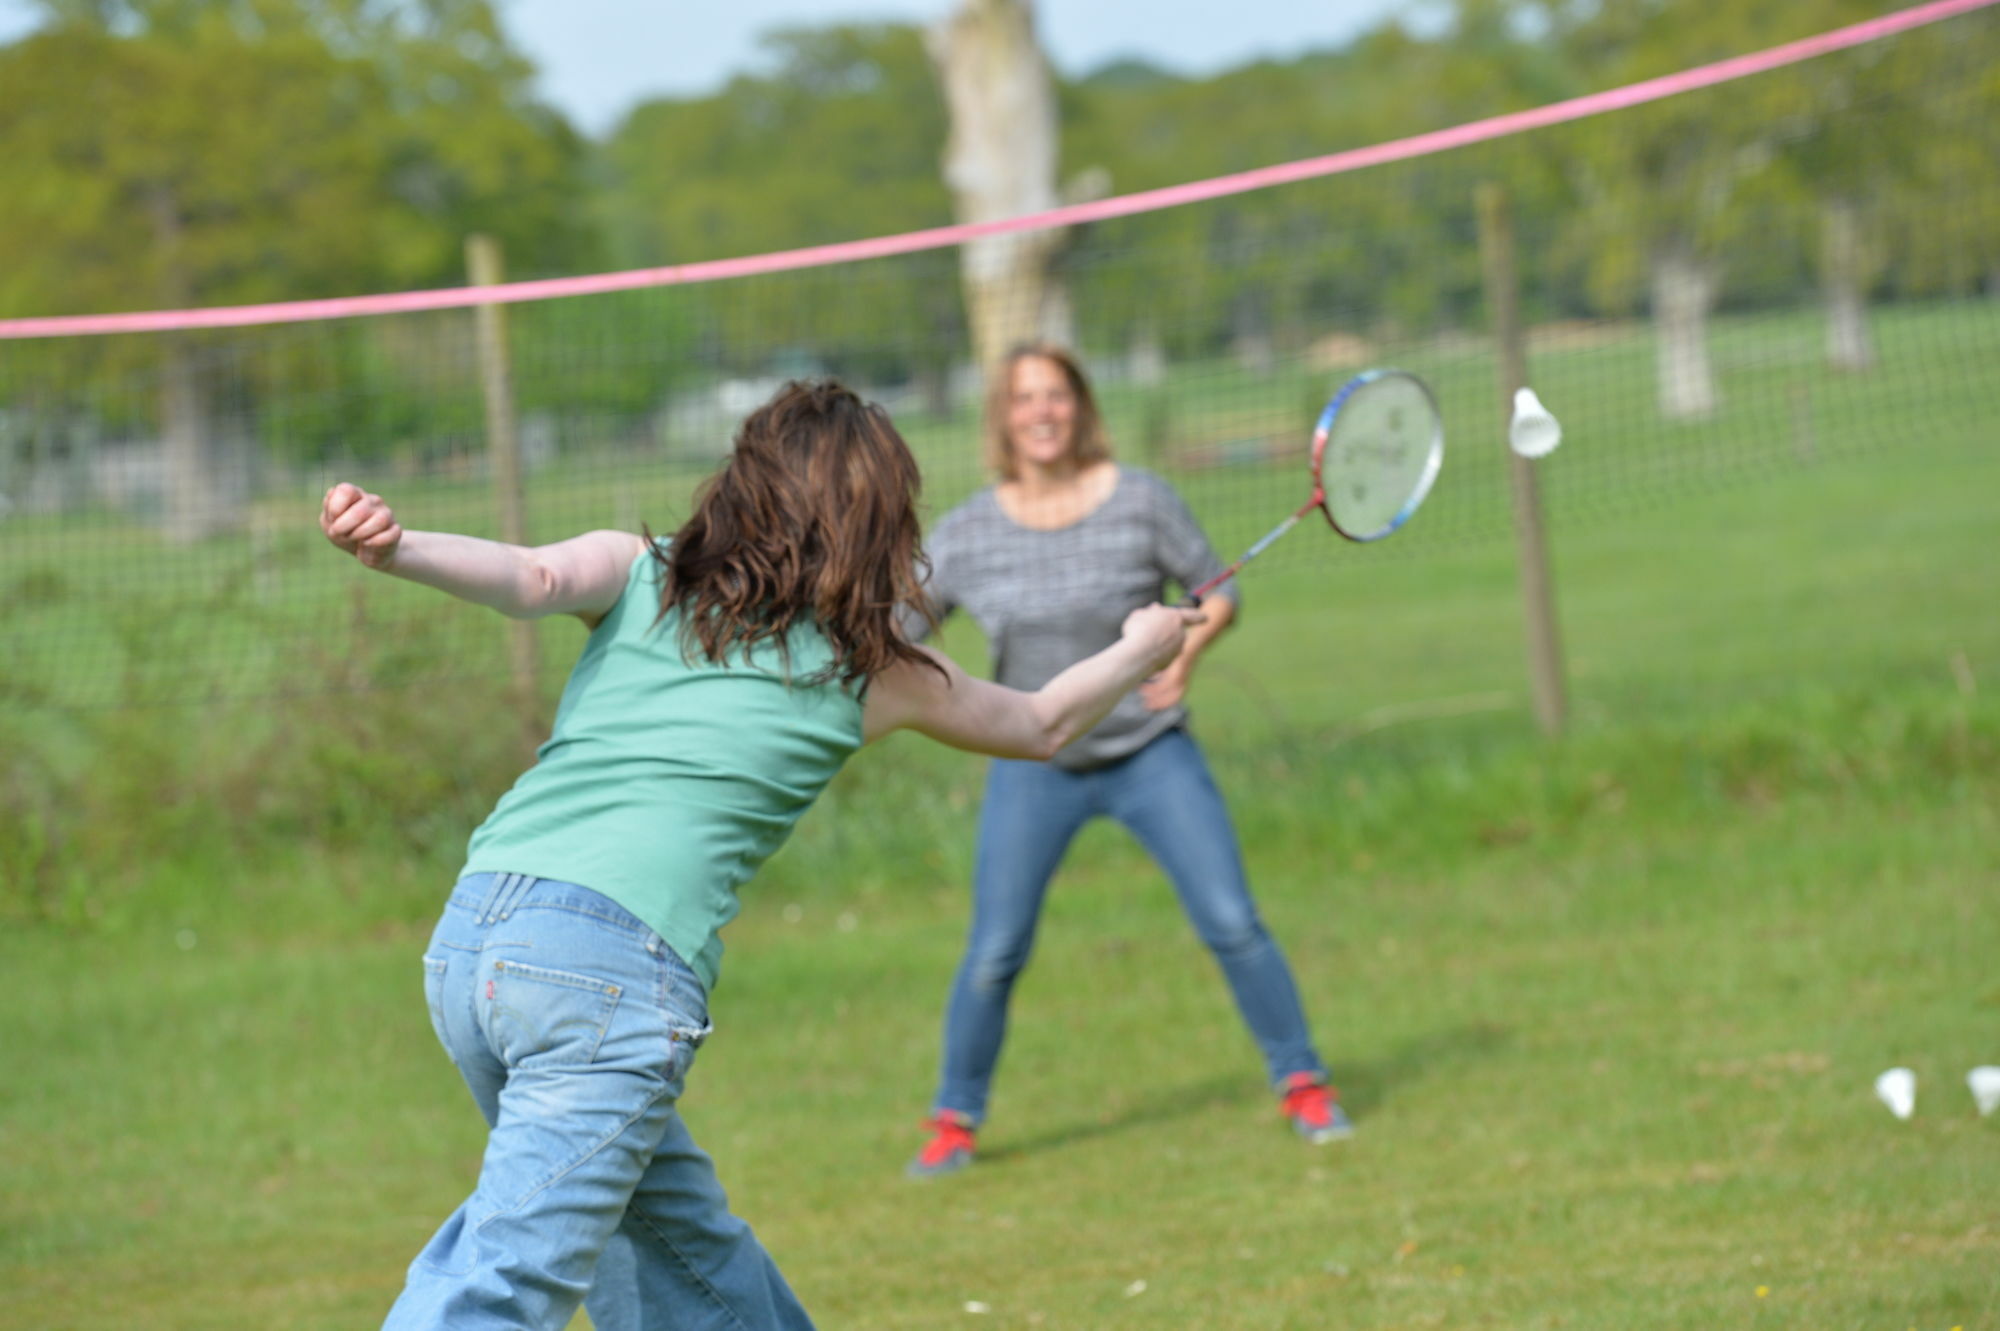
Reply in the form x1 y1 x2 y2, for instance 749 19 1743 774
1 5 1995 711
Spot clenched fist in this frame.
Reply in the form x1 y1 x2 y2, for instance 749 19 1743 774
320 483 403 570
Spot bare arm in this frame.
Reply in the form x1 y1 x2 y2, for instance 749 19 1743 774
862 604 1200 759
320 482 646 623
1138 591 1236 711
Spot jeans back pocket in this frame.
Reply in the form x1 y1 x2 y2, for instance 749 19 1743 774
483 959 623 1070
421 955 454 1061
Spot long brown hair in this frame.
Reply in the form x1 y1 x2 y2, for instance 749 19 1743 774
655 380 941 687
981 343 1113 479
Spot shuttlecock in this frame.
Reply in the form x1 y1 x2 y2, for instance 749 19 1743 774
1968 1066 2000 1117
1508 387 1562 458
1874 1067 1916 1120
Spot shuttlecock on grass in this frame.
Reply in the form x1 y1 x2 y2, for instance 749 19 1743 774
1968 1066 2000 1118
1874 1067 1916 1120
1508 387 1562 459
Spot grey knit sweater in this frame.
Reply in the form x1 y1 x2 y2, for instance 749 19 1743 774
905 467 1238 771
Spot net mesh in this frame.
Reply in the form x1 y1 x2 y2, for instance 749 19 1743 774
1 7 1996 710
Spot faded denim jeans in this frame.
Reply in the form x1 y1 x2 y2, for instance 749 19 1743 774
383 872 813 1331
931 726 1327 1124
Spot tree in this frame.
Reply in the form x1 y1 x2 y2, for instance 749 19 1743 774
0 0 591 533
928 0 1081 376
598 23 961 397
1055 1 1586 373
1829 7 2000 312
1544 0 1957 417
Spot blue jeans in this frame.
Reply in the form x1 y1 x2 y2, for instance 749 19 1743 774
384 872 813 1331
932 727 1326 1124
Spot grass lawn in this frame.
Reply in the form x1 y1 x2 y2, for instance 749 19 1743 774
9 776 1993 1329
5 387 1999 1327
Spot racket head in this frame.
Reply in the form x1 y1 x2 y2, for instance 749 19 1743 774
1309 369 1445 542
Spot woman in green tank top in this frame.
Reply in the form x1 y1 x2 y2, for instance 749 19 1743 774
320 379 1199 1331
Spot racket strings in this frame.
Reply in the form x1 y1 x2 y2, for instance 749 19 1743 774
1316 373 1445 542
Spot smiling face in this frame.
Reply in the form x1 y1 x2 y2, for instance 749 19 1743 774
980 344 1110 481
1004 354 1080 474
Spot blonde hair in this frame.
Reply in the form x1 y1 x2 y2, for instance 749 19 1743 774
981 344 1112 480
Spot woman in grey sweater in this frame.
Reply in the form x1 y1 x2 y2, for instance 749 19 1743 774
906 345 1350 1177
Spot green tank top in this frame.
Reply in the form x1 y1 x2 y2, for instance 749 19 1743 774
462 549 865 991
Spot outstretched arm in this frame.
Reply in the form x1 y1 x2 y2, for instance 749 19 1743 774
320 482 646 623
862 604 1200 759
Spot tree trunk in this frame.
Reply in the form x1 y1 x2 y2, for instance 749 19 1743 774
1820 197 1876 373
1 402 39 512
929 0 1072 375
159 336 234 542
1649 236 1719 421
148 184 239 542
1231 287 1275 375
919 276 959 417
1127 325 1165 386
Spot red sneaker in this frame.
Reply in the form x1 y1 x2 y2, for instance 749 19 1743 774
1280 1073 1354 1144
907 1112 977 1178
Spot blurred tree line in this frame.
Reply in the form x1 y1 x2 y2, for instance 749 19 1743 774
0 0 1995 487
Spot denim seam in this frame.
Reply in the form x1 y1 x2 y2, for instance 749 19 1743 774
436 938 528 955
474 1077 677 1241
492 959 625 996
649 937 710 1038
453 875 651 938
622 1184 761 1331
507 900 652 936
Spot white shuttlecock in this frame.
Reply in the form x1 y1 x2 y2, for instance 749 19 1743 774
1508 387 1562 458
1874 1067 1916 1120
1968 1066 2000 1118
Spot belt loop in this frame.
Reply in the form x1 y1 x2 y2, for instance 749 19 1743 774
475 873 505 922
506 873 536 919
479 872 524 923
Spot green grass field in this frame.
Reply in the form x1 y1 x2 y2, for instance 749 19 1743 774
4 305 1999 1328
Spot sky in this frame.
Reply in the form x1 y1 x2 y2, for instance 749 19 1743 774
0 0 1429 137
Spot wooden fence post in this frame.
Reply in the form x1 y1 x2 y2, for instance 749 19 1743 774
1476 183 1568 737
466 234 540 742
